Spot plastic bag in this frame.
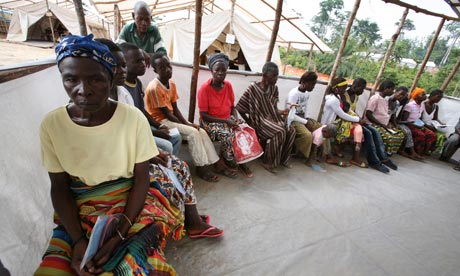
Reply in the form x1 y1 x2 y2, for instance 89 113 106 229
286 107 296 128
232 124 264 164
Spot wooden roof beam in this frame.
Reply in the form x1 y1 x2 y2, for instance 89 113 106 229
250 17 299 24
259 0 324 53
382 0 460 21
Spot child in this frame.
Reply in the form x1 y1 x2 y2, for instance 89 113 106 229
119 42 182 156
334 101 363 160
145 53 224 182
285 71 323 166
310 124 340 169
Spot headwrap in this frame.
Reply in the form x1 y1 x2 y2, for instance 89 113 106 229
332 80 348 89
410 87 425 100
55 34 117 78
208 53 229 70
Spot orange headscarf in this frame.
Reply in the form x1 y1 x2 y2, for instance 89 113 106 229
410 87 425 100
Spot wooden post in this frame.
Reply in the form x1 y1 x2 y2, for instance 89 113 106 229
282 41 291 75
188 0 202 123
441 58 460 91
307 43 314 71
328 0 360 84
373 8 408 93
266 0 283 62
114 4 120 38
410 18 445 93
45 0 56 45
73 0 87 35
317 0 360 122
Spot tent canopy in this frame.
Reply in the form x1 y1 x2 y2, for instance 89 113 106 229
160 10 282 73
6 1 108 42
90 0 333 53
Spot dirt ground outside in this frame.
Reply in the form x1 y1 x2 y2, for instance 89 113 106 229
0 37 55 67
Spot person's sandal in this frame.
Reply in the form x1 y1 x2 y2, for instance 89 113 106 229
199 170 220 182
238 164 253 178
215 166 238 179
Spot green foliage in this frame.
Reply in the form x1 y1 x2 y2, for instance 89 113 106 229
280 0 460 98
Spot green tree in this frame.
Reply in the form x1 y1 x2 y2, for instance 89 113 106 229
351 18 382 49
311 0 344 41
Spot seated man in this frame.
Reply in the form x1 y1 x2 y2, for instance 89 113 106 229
285 71 322 166
236 62 296 173
440 117 460 170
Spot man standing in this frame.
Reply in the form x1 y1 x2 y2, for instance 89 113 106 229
118 1 167 64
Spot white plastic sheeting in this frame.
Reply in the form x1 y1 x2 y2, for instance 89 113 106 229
1 63 460 275
160 10 281 73
6 1 107 42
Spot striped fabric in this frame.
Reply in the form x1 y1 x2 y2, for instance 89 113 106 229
35 176 184 276
236 82 295 167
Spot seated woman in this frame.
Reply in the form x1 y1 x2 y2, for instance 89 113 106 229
391 86 422 160
35 34 222 276
365 80 405 155
198 53 253 178
422 89 447 153
236 62 296 173
400 88 436 156
321 77 364 168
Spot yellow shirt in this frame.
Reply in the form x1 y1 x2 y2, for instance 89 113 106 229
40 103 158 186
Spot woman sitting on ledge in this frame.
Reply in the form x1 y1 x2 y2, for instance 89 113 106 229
35 34 222 276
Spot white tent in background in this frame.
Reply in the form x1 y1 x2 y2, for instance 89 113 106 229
160 10 281 73
6 1 108 42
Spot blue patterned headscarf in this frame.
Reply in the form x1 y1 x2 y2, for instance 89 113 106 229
55 34 116 77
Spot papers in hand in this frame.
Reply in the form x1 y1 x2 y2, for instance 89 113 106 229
386 129 397 135
169 128 180 136
158 164 186 195
413 119 425 127
80 215 119 270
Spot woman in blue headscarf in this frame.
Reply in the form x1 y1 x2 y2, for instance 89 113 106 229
35 34 222 276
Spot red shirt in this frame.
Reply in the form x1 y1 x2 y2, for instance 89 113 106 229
198 79 235 119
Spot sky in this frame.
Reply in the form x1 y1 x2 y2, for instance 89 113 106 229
285 0 457 41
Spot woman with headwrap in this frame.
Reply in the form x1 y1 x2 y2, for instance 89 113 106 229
400 87 436 156
35 34 222 276
198 53 253 177
236 62 296 173
321 77 366 168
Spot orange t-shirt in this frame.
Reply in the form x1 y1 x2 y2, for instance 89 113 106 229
145 78 178 122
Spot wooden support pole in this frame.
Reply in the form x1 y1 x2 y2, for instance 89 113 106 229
410 18 445 93
441 58 460 91
45 0 56 45
307 43 314 71
266 0 283 62
329 0 360 84
73 0 87 35
114 4 120 38
188 0 202 123
373 8 408 93
282 41 291 75
317 0 360 122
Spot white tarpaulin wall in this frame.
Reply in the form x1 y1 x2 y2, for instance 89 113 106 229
6 1 107 42
1 62 460 275
160 10 281 73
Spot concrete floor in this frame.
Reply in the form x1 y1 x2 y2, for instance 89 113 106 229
1 64 460 275
165 152 460 276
